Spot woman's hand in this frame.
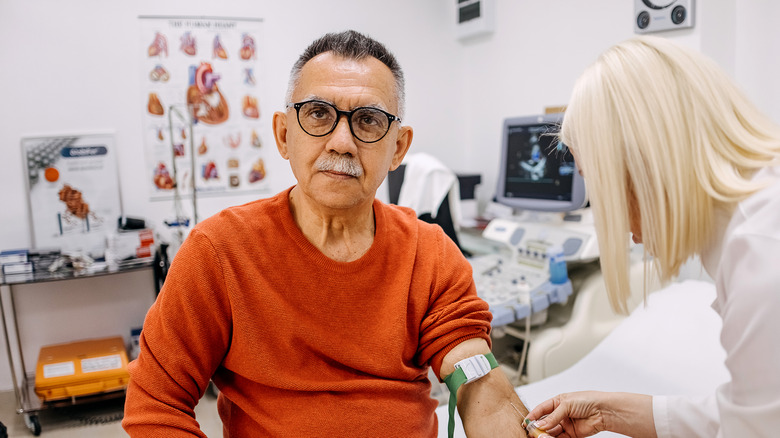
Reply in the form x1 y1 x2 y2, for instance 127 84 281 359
525 391 656 438
525 391 608 437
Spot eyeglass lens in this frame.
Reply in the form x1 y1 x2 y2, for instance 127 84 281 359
297 101 391 143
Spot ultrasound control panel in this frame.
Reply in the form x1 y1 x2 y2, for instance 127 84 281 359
469 252 573 327
467 217 598 327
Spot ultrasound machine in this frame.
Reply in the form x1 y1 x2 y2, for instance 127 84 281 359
472 113 593 321
469 113 642 384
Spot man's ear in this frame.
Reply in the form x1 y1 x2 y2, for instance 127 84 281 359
273 111 290 159
389 125 413 171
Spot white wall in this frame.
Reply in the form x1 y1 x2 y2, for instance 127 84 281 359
0 0 465 248
454 0 778 212
456 0 650 208
1 0 779 392
0 0 464 393
735 1 780 124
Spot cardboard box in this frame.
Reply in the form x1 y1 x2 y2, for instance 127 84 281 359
108 229 155 262
35 336 130 402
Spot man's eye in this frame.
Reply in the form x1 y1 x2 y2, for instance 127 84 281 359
302 102 334 120
359 115 379 126
310 109 328 119
356 110 384 127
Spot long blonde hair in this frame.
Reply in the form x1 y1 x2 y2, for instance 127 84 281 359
561 36 780 313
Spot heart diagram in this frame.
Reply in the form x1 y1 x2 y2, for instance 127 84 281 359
187 62 229 125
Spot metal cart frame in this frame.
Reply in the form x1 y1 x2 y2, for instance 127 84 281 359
0 261 152 435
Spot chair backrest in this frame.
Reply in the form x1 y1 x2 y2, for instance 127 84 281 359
387 164 468 256
387 164 406 205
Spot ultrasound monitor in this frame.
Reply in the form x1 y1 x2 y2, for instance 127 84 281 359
496 113 587 212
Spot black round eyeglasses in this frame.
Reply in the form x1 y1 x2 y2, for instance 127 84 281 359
287 100 401 144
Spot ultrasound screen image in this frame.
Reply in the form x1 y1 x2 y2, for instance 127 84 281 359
503 123 576 202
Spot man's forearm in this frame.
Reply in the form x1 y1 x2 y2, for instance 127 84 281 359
458 368 528 437
441 338 528 437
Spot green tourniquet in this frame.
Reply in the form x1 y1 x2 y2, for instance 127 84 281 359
443 353 499 438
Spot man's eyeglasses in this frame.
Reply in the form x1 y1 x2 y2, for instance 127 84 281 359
287 100 401 144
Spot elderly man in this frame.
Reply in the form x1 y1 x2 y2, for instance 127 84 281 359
124 30 528 437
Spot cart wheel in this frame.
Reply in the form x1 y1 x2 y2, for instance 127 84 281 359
24 414 41 436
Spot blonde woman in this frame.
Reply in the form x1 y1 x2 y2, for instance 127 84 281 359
525 36 780 437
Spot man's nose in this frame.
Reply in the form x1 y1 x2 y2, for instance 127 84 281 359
326 114 358 155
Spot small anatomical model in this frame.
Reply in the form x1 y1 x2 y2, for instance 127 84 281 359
244 68 256 86
224 133 241 149
148 32 168 57
149 65 170 82
213 35 228 59
203 161 219 180
251 130 262 148
248 158 266 183
153 163 174 190
180 31 197 56
239 34 256 60
242 96 260 119
148 93 164 116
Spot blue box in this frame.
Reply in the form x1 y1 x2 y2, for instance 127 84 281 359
1 249 29 265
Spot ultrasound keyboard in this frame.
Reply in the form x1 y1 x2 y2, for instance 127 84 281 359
465 218 591 327
469 253 573 327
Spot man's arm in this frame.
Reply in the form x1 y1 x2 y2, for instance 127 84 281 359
123 230 230 436
441 338 529 437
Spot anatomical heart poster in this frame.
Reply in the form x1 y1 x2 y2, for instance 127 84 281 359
22 133 122 256
139 16 270 201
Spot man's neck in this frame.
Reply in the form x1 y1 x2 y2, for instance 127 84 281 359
288 187 376 262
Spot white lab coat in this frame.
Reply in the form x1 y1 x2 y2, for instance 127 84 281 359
652 166 780 437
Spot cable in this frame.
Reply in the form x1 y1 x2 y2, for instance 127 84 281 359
515 280 533 385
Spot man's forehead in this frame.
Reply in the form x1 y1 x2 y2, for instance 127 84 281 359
301 51 392 77
293 52 396 109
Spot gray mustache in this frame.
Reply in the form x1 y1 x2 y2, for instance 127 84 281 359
315 155 363 177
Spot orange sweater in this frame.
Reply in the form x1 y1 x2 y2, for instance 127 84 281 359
123 188 491 437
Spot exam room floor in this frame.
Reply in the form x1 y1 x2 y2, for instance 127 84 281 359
0 390 223 437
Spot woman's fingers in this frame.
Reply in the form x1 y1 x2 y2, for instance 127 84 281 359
525 396 559 421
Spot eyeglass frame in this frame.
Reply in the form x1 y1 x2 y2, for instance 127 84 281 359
286 100 402 144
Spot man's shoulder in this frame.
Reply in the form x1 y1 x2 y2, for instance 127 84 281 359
377 200 449 245
378 200 418 223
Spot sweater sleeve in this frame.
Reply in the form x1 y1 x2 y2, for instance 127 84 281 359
415 227 492 379
123 230 233 436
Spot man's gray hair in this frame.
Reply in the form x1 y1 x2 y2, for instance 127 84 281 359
285 30 406 119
